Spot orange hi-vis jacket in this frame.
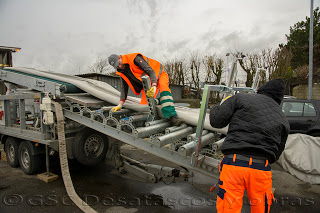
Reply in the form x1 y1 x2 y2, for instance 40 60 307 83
116 53 164 95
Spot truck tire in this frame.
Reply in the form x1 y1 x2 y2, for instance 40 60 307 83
5 137 20 168
73 127 108 166
18 141 42 175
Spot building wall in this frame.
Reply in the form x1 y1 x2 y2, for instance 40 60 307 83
0 80 6 95
293 84 320 100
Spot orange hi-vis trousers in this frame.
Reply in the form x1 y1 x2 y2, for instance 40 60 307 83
217 154 275 213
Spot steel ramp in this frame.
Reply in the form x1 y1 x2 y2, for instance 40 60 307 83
62 98 223 179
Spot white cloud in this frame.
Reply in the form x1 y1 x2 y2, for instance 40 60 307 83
0 0 319 75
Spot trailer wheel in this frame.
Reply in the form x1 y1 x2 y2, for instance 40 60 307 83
18 141 41 175
5 137 20 168
73 127 108 166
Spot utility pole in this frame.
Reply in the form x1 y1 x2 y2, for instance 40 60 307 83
226 53 230 85
308 0 314 100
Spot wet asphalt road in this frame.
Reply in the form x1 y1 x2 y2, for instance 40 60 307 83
0 145 319 213
0 160 220 213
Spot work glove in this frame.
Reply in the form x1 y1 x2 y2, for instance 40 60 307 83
146 86 157 98
111 104 123 112
220 95 232 104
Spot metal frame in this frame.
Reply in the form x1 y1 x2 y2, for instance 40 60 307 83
0 69 238 180
141 76 158 120
63 109 221 179
0 69 62 96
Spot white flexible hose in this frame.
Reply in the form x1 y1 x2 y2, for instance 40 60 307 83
53 101 97 213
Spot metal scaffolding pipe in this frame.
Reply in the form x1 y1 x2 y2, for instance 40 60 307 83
187 130 209 142
129 114 149 122
100 106 115 112
145 119 167 127
141 76 158 119
109 108 132 116
227 60 238 88
165 124 188 134
152 127 193 147
133 122 171 138
212 138 225 151
178 133 216 156
252 68 263 90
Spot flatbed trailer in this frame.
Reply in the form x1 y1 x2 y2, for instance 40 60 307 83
0 69 224 179
0 46 259 212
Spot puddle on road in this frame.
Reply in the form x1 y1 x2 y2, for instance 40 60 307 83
0 185 10 190
150 183 215 210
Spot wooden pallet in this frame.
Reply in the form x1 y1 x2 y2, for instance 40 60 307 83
1 151 7 162
37 172 59 183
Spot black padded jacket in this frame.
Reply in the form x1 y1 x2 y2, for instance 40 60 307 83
209 79 290 164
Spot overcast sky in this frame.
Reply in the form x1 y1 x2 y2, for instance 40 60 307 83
1 0 319 75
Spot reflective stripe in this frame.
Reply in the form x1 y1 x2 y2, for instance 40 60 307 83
223 157 271 171
159 64 164 76
160 95 173 102
146 57 149 63
161 102 174 108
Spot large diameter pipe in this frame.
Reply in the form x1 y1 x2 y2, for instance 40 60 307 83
59 84 84 93
133 122 171 138
178 133 216 156
152 127 193 147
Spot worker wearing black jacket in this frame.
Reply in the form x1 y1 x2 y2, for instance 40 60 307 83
210 79 290 213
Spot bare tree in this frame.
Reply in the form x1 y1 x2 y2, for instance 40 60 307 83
164 58 189 98
269 46 293 94
88 57 109 74
189 52 202 96
235 47 293 93
164 59 186 86
234 51 259 87
234 49 278 87
269 47 293 80
203 55 224 103
203 55 215 83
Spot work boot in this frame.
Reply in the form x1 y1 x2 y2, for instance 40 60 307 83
169 116 185 126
